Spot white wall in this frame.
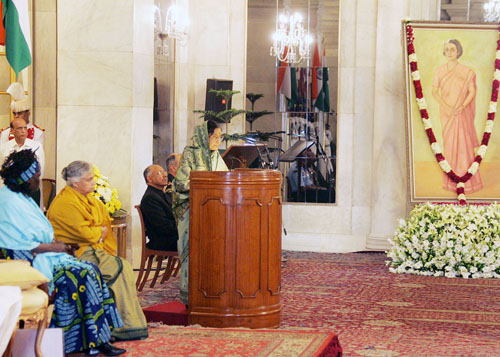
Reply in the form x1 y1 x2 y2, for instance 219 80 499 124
282 0 439 253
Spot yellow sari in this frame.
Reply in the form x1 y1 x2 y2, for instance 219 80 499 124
47 186 116 257
47 186 148 341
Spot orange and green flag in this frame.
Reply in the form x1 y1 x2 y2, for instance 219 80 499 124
1 0 31 77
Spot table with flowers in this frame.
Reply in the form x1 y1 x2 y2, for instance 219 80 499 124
111 215 128 259
92 165 128 259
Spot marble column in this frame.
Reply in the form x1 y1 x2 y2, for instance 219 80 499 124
56 0 154 265
173 0 247 152
33 0 57 180
366 0 439 250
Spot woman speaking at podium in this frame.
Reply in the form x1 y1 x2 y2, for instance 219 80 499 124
172 120 228 305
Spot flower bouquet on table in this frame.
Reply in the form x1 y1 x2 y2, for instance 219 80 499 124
387 202 500 279
91 165 127 218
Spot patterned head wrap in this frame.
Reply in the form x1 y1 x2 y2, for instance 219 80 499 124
6 158 39 185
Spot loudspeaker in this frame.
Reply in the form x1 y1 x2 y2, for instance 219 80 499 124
205 79 233 113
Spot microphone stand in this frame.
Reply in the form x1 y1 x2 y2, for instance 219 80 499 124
312 129 335 203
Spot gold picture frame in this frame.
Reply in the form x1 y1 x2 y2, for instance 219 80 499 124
404 21 500 202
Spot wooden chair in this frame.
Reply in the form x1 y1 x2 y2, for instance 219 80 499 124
41 179 56 211
135 205 180 292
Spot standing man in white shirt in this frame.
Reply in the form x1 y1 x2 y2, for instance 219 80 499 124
0 118 44 205
0 82 45 146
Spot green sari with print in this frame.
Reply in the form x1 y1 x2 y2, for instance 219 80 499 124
172 122 228 304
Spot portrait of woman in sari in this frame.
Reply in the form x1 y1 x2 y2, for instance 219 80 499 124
172 120 228 305
432 38 483 193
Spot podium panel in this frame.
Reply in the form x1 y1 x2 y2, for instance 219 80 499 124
189 169 282 328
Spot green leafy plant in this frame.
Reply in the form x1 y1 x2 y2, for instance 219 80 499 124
245 92 273 131
222 131 284 143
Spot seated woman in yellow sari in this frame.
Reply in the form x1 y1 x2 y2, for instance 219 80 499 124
47 161 148 341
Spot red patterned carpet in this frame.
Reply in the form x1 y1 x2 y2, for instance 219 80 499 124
137 251 500 356
116 326 341 356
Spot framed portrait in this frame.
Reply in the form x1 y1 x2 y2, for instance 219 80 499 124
404 21 500 202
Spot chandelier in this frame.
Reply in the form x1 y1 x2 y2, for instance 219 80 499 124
154 3 189 56
484 0 500 22
270 12 313 64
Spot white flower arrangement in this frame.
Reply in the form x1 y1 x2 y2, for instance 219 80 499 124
387 202 500 279
91 165 125 217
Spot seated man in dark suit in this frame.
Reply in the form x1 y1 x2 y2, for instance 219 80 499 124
165 153 181 203
140 165 178 251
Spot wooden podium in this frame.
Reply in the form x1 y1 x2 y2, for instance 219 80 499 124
188 169 282 328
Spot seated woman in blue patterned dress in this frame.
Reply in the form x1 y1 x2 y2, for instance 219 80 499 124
0 149 126 356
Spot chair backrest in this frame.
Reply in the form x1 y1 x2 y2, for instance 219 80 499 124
42 179 56 210
134 205 148 251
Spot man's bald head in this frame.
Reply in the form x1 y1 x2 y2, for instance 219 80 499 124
166 153 181 177
143 164 168 190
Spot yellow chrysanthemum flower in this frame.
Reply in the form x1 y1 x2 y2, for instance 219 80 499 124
72 292 77 300
91 165 124 216
79 285 85 292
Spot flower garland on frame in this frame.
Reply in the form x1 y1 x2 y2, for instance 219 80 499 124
405 22 500 204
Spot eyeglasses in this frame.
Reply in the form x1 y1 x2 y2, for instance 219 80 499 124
13 110 28 116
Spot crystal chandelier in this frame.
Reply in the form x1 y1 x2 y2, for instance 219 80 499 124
154 3 189 56
270 12 313 64
484 0 500 22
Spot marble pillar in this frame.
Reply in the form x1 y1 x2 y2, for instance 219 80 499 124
173 0 247 152
56 0 154 265
366 0 439 250
33 0 56 180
